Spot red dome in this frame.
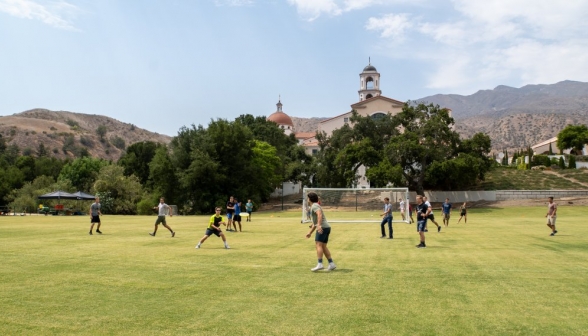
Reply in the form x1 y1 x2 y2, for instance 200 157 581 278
267 111 294 127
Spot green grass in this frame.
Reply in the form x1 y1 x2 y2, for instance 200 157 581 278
1 209 588 335
555 169 588 184
479 168 586 190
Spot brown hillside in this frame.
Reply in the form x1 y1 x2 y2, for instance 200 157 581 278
0 109 171 160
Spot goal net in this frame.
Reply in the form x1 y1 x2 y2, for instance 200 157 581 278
169 205 179 216
301 187 410 223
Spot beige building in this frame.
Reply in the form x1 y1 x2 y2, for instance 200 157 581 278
532 136 588 155
267 62 435 188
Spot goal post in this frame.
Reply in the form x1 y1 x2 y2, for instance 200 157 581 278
301 187 410 223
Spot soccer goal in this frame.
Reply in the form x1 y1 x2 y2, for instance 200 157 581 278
301 187 410 223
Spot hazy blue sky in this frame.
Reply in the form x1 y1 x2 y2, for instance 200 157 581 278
1 0 587 136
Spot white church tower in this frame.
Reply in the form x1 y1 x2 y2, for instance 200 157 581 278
358 58 382 101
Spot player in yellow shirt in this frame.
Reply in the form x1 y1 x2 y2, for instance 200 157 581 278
196 207 230 249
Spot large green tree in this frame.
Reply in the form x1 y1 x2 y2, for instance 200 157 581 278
557 124 588 155
59 157 109 191
93 165 142 214
118 141 162 186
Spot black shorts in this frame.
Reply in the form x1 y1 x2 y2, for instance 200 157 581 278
234 215 241 221
428 213 435 220
205 227 221 237
315 227 331 243
460 211 466 216
90 215 100 223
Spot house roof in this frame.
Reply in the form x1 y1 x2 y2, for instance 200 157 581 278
294 132 316 139
532 137 558 149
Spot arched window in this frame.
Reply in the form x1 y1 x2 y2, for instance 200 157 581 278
366 94 373 99
371 112 386 120
366 76 374 89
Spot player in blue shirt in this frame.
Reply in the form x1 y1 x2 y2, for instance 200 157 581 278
441 198 452 227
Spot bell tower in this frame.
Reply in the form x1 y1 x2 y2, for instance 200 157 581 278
358 58 381 101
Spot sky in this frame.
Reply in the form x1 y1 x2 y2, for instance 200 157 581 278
1 0 588 136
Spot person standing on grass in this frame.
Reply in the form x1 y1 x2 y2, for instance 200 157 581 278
457 202 467 224
423 196 441 232
546 197 558 236
196 207 230 249
89 197 102 235
415 195 430 248
149 197 175 237
399 198 406 221
234 198 242 232
245 199 253 222
380 197 393 239
226 196 235 231
441 198 452 227
408 203 414 224
305 192 336 272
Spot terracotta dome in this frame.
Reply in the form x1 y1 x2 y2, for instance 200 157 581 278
267 111 294 127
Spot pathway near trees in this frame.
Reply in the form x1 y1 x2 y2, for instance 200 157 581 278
542 170 588 188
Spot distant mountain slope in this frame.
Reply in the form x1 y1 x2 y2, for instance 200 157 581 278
0 109 171 160
417 80 588 119
291 117 327 133
415 80 588 151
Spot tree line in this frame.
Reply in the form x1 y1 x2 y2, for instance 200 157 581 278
1 104 496 214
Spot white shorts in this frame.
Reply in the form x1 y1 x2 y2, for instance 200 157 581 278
547 216 556 226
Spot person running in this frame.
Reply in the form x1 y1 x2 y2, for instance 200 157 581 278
408 203 414 224
245 199 253 222
226 196 235 231
89 197 102 235
457 202 467 224
399 198 406 221
441 198 452 227
149 197 175 237
380 197 393 239
196 207 230 249
233 198 242 232
415 195 430 248
423 196 441 232
546 197 558 236
305 192 336 272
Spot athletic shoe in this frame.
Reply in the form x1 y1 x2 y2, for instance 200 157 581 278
96 230 102 234
89 231 92 235
327 263 337 271
388 237 393 239
555 230 558 234
195 245 200 249
550 232 555 236
149 233 155 236
311 264 324 272
225 245 231 249
416 243 426 248
171 231 175 238
438 227 441 233
380 235 386 238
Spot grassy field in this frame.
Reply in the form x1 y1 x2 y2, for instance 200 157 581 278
555 169 588 184
1 208 588 335
478 168 586 190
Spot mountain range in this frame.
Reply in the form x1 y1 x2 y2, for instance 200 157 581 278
2 80 588 158
294 80 588 152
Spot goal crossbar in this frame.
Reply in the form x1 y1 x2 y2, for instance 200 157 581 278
302 187 410 224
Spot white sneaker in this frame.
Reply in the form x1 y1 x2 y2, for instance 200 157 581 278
311 264 324 272
327 263 337 271
225 245 230 249
195 245 200 249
